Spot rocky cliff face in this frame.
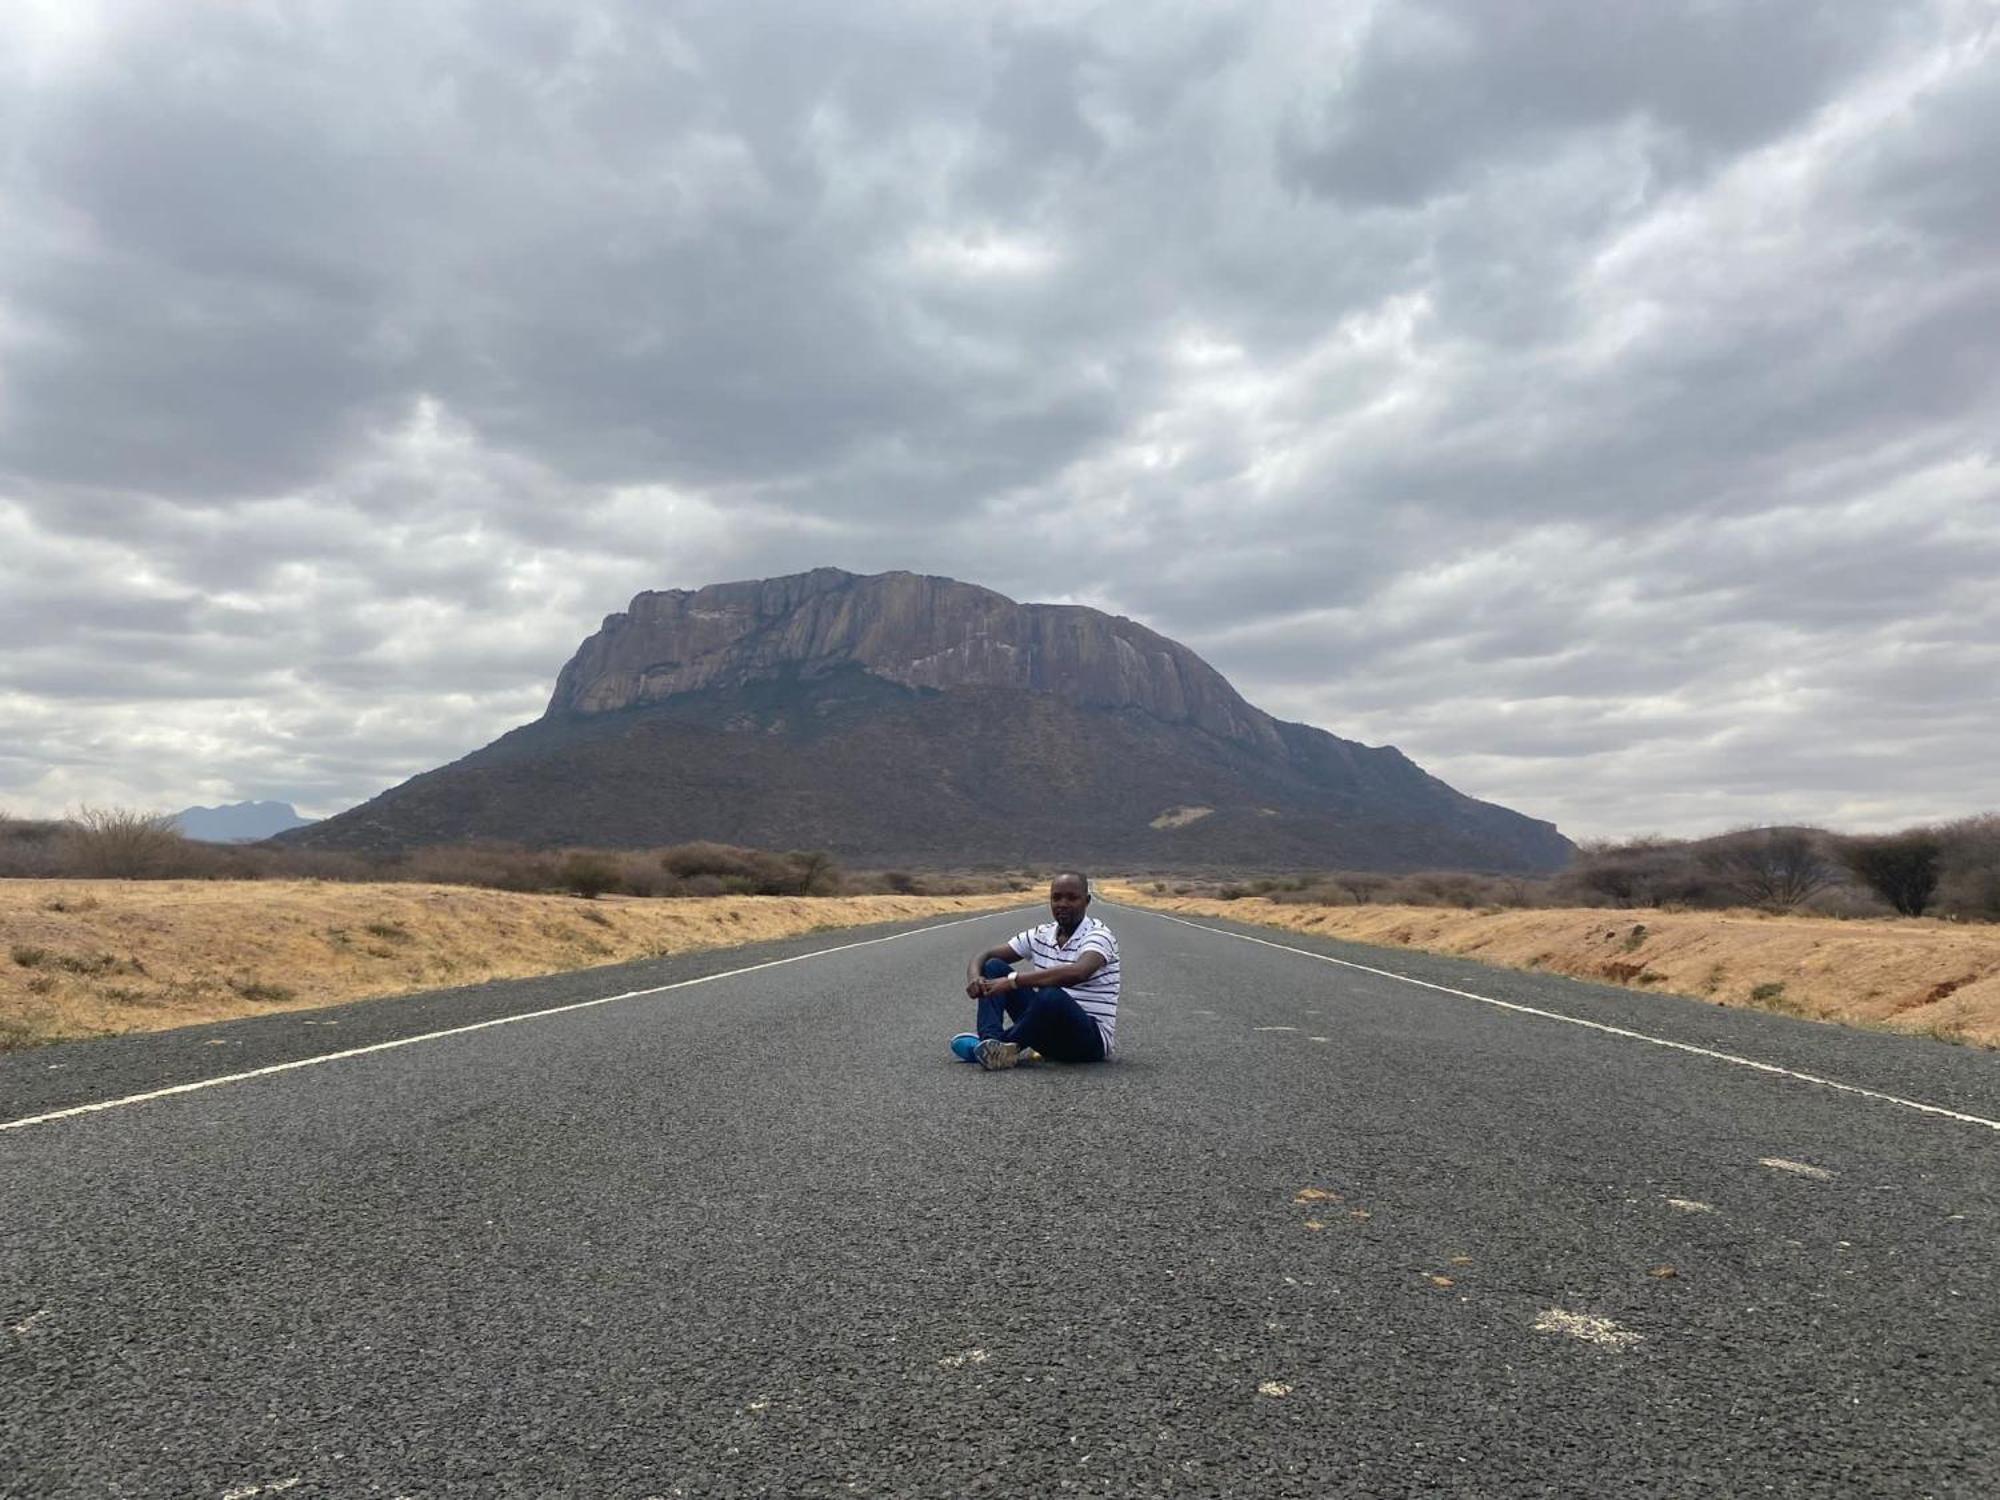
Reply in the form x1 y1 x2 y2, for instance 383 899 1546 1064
293 568 1573 872
547 568 1282 752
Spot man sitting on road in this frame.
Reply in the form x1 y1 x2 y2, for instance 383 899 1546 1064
953 872 1120 1070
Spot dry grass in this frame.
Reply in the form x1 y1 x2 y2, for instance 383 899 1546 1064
0 880 1025 1050
1104 883 2000 1048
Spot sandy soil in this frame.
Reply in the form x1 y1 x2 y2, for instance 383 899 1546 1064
1104 884 2000 1048
0 881 1026 1049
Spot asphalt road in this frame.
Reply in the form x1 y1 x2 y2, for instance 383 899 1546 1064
4 901 1997 1498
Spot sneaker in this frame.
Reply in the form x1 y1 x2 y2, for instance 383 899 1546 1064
974 1039 1021 1071
950 1032 981 1063
1017 1047 1045 1066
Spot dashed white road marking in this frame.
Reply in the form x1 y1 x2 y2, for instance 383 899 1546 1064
1124 908 2000 1134
1760 1157 1837 1180
219 1483 300 1500
1252 1025 1299 1033
937 1347 990 1369
1535 1309 1644 1350
9 1309 49 1336
1664 1197 1716 1213
1 909 1023 1134
1256 1380 1293 1397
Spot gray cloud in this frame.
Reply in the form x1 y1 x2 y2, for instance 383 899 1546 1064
1280 0 1903 205
0 0 1994 839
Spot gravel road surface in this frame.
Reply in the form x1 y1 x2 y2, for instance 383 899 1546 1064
4 901 1996 1498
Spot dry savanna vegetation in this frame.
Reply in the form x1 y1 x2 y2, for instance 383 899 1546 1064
1105 879 2000 1049
8 808 1999 1051
0 810 1047 1049
0 879 1027 1051
0 807 1018 900
1163 819 2000 923
1109 819 2000 1048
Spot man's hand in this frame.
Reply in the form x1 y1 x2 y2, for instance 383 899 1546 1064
965 976 986 999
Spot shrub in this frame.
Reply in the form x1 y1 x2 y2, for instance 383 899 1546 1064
0 813 68 877
788 850 839 897
1554 834 1793 911
1395 871 1496 908
559 852 623 900
1331 872 1393 903
660 842 763 881
1553 837 1692 908
1838 830 1944 917
60 806 206 879
612 859 665 898
406 844 559 893
1937 814 2000 921
1697 827 1838 912
230 978 296 1003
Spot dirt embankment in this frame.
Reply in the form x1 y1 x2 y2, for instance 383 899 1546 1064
1104 885 2000 1048
0 881 1025 1050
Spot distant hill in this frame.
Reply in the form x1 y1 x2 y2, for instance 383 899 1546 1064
283 569 1573 873
174 801 316 843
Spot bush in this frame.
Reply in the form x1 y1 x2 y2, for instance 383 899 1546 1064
788 850 838 897
1552 837 1695 908
559 852 622 900
1331 872 1393 903
61 806 209 879
1937 815 2000 921
1395 871 1500 908
1554 834 1796 911
654 842 840 895
0 814 68 878
659 842 763 881
1697 827 1838 912
406 844 560 893
1838 830 1944 917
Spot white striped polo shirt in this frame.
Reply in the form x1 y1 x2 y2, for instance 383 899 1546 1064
1009 914 1122 1054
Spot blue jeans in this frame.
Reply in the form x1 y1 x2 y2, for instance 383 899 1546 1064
976 958 1106 1063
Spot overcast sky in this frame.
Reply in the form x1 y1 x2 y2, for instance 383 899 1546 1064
3 1 1996 841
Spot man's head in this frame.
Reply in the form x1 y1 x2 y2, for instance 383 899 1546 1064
1049 871 1090 930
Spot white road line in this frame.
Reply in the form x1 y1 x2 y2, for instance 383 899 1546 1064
1121 907 2000 1134
1760 1157 1837 1180
1 909 1024 1134
1534 1309 1644 1351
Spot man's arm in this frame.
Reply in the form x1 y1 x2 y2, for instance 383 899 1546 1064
980 949 1105 998
966 941 1026 997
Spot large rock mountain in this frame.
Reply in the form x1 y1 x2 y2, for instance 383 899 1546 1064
175 800 315 843
290 568 1571 872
